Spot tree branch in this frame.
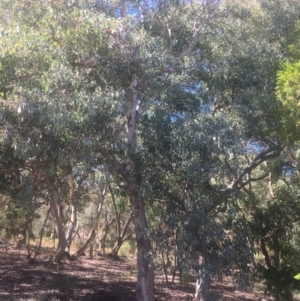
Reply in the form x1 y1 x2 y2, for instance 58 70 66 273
109 183 120 237
163 1 222 74
98 148 137 197
228 146 282 190
260 238 272 268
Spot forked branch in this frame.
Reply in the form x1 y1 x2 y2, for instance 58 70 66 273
228 146 282 190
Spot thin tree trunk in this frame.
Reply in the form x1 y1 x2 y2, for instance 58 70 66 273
110 183 133 256
161 249 169 285
111 237 122 257
98 209 114 256
172 232 178 283
260 238 271 268
52 228 56 249
49 200 68 262
31 207 50 262
194 254 210 301
74 184 107 258
111 227 133 256
65 202 77 252
268 171 275 198
65 168 77 252
73 229 96 258
89 241 94 258
98 228 108 256
171 254 177 283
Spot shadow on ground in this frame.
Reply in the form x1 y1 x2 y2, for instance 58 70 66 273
0 246 267 301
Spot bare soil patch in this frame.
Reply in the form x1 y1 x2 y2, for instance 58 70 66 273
0 245 268 301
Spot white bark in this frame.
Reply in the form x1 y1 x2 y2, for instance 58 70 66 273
65 171 77 252
49 200 68 262
98 76 155 299
268 171 275 198
125 77 155 301
65 203 77 252
133 195 155 301
194 255 210 301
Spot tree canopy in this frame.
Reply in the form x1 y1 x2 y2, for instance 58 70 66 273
1 1 300 301
276 21 300 145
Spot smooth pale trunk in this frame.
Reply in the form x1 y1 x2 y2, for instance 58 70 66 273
126 100 155 301
65 202 77 252
132 195 155 301
194 255 210 301
98 211 113 255
98 228 108 255
73 229 95 258
111 213 133 256
50 201 68 262
65 173 77 252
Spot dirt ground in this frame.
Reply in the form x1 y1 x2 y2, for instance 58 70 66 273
0 244 268 301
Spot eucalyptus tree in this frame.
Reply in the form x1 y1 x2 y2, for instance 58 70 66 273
1 1 300 301
147 0 300 298
0 1 225 299
137 0 300 299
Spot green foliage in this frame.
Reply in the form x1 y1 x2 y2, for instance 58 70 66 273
276 19 300 145
276 61 300 144
248 184 300 300
1 1 300 299
262 265 299 301
0 198 39 241
288 20 300 60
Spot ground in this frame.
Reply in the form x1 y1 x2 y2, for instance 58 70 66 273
0 244 269 301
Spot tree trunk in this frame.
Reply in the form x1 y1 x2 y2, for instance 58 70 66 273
111 237 122 257
98 208 114 256
66 201 77 252
51 229 56 249
133 194 155 301
98 229 108 256
73 229 96 258
99 160 155 301
32 207 50 262
65 169 77 252
110 206 133 257
65 202 77 252
125 78 155 301
172 233 179 283
74 184 107 258
260 238 271 268
161 249 169 285
194 255 210 301
49 201 68 262
89 242 94 258
99 75 155 300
